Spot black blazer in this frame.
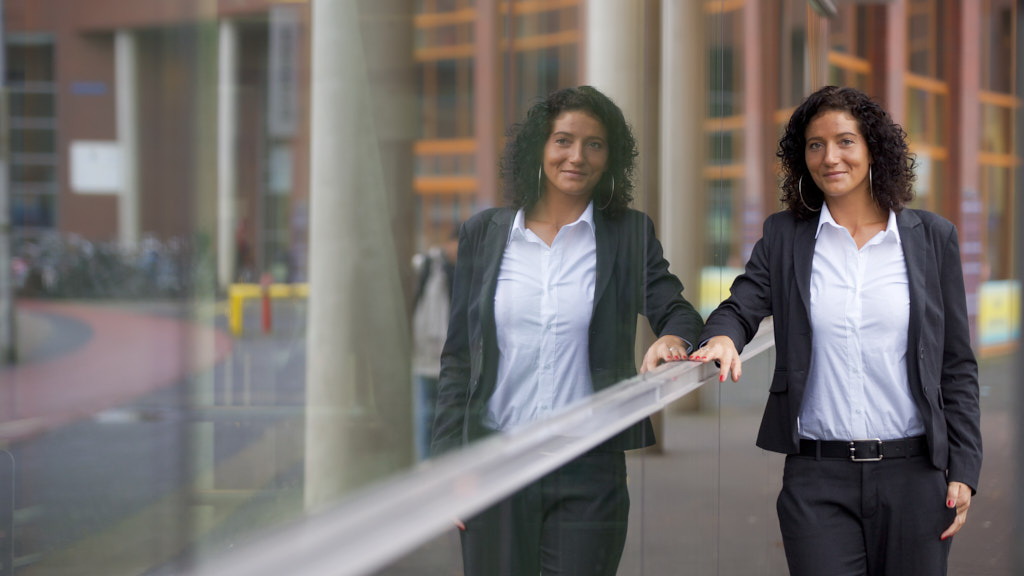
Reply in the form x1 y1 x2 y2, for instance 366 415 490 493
700 208 982 491
431 206 703 455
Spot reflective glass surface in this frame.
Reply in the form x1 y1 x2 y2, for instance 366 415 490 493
0 1 1017 575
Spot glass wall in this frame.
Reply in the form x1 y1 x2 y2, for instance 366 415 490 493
0 1 1018 574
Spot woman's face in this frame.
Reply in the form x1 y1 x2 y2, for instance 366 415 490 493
541 110 609 202
804 109 872 205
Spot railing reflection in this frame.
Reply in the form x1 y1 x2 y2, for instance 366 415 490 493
192 321 774 576
1 450 11 576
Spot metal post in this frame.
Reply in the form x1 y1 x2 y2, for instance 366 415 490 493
1014 2 1024 571
0 451 11 576
0 0 14 365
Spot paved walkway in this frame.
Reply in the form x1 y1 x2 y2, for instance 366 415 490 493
0 300 234 444
385 351 1018 575
1 300 1016 575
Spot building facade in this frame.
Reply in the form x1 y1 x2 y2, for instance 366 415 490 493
6 0 1015 346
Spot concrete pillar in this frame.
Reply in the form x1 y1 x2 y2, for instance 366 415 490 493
360 0 417 312
882 0 907 124
659 0 706 416
952 1 982 345
304 0 412 511
115 30 140 247
807 4 830 91
217 19 239 290
474 0 502 209
586 0 662 441
659 0 705 302
585 0 646 206
741 1 764 263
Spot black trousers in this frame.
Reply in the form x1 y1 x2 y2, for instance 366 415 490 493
460 450 629 576
777 453 956 576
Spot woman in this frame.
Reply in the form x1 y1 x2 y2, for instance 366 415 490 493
689 85 982 575
431 86 702 575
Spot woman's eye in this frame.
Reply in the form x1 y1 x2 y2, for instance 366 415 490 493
808 142 821 151
841 138 854 146
588 141 603 150
555 138 569 145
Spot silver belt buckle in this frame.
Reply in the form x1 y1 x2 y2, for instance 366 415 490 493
849 438 883 462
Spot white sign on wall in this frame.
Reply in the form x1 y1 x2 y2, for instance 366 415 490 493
70 140 123 194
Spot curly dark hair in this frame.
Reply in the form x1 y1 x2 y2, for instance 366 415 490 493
500 86 637 217
777 85 916 220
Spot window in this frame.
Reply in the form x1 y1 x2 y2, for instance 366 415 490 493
6 37 58 237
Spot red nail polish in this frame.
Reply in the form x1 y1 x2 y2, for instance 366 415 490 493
675 355 681 360
719 374 725 382
947 499 955 507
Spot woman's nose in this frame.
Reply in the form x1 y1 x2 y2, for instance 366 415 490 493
569 144 585 163
823 144 839 164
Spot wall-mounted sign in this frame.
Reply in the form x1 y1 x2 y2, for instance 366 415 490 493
70 140 122 194
70 81 108 95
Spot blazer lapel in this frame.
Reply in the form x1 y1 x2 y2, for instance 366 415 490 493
479 209 513 344
898 210 926 354
793 216 817 316
592 208 617 315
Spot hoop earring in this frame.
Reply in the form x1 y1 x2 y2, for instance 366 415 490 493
869 165 873 198
797 174 820 212
536 165 544 200
599 175 615 210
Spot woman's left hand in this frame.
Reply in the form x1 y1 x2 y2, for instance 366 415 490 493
640 335 688 374
940 481 972 541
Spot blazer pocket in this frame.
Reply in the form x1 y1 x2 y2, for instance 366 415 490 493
769 369 788 393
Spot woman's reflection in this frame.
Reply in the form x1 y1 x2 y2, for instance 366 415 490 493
431 85 703 575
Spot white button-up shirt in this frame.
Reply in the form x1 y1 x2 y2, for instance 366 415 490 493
486 204 597 433
798 203 925 441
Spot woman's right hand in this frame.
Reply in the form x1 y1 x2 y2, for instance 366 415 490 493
688 335 742 382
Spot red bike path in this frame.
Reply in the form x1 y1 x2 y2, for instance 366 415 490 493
0 300 234 443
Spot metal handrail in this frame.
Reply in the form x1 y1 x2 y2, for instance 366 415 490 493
191 319 775 576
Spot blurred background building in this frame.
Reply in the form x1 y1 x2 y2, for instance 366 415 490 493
5 0 1018 347
0 0 1019 574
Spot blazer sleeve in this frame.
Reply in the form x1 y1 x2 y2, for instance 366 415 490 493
699 216 776 352
430 222 475 455
640 214 703 350
937 224 983 492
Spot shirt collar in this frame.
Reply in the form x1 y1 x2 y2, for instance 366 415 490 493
507 202 596 246
508 208 529 244
814 202 902 246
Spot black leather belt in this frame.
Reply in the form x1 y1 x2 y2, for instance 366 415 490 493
798 435 927 461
